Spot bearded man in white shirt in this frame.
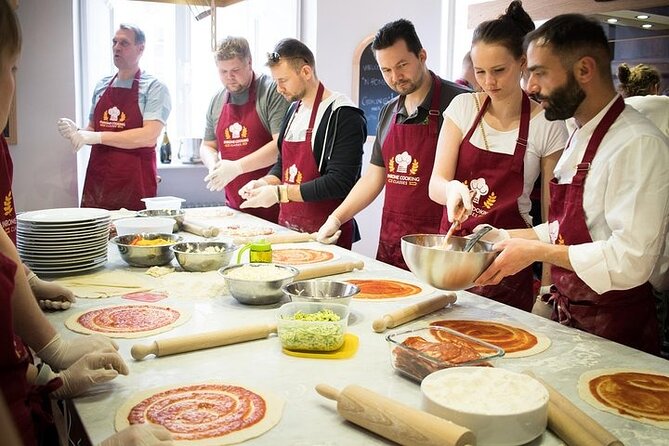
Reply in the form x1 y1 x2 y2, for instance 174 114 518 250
474 14 669 356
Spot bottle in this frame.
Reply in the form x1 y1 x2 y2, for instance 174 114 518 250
160 131 172 164
236 240 272 263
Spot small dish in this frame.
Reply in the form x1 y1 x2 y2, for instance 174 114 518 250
276 302 349 352
386 326 505 382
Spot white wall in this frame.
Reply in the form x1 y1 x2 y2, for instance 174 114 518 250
12 0 79 212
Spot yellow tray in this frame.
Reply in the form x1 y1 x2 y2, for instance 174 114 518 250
282 333 359 359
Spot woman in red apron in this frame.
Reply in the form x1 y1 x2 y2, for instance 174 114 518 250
440 93 535 311
82 69 157 211
378 73 443 270
547 96 659 355
216 75 279 223
279 83 354 249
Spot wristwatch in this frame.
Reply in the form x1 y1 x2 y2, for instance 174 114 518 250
278 184 289 203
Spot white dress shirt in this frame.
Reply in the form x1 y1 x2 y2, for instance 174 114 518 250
535 95 669 292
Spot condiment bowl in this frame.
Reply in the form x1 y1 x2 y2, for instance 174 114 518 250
401 234 498 290
137 209 185 232
171 241 236 272
111 233 182 267
421 367 549 445
114 217 176 236
282 280 360 306
276 301 349 352
219 263 299 305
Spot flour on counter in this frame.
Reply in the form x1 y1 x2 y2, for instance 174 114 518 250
156 271 228 299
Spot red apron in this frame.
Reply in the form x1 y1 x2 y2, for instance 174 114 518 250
0 135 17 244
216 75 279 223
441 93 534 311
378 72 443 269
0 252 35 446
548 96 659 355
82 69 157 211
278 83 354 249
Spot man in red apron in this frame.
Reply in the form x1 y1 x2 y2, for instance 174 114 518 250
240 39 366 250
315 20 467 266
475 14 668 355
58 24 171 211
200 36 289 223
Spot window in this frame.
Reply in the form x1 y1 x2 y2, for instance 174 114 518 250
80 0 299 144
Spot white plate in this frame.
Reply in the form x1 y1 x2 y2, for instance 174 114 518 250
19 247 108 263
17 220 111 232
17 229 110 242
17 241 109 254
24 254 108 268
17 208 110 224
31 261 107 277
17 237 109 249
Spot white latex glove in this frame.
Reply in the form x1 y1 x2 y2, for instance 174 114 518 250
204 159 243 191
38 352 129 399
57 118 79 138
69 130 102 152
445 180 473 223
238 178 268 199
99 424 174 446
473 224 510 244
37 333 120 371
317 215 342 244
239 184 279 209
27 271 76 311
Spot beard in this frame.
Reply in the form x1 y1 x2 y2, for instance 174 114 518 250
537 73 585 121
392 69 424 96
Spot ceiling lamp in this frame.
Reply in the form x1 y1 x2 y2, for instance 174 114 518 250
636 14 650 20
641 23 653 28
606 18 618 23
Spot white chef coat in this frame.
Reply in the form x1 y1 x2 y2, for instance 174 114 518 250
534 95 669 292
624 95 669 138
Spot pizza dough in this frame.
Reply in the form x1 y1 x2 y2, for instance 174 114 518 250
430 319 551 358
271 248 334 265
115 382 284 445
578 368 669 429
65 304 190 338
347 279 422 300
220 225 275 238
55 270 159 298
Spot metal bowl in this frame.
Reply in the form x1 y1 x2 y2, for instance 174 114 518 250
401 234 498 291
111 233 182 267
282 280 359 306
218 263 299 305
137 209 185 232
171 241 236 272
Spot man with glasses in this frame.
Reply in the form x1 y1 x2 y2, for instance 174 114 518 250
57 24 171 211
200 36 289 223
239 38 366 249
315 19 468 268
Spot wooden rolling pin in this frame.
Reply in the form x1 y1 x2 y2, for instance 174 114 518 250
372 293 457 333
233 231 317 245
524 372 623 446
316 384 475 446
181 219 220 238
295 260 364 281
131 322 277 360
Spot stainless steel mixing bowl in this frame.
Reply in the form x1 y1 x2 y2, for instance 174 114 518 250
111 233 182 267
171 241 236 272
219 263 299 305
137 209 185 232
401 234 498 290
282 280 360 306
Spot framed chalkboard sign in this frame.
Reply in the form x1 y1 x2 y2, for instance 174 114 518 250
352 36 396 137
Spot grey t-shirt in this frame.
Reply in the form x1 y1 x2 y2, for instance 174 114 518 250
203 73 289 141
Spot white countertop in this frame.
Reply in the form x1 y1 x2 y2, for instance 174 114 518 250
44 208 669 446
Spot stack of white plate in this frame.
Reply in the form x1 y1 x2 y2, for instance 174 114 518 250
17 208 111 276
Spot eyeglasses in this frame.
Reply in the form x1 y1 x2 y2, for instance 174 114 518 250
266 52 309 65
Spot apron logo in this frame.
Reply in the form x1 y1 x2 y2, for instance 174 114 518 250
387 151 420 186
223 122 250 148
100 106 127 129
224 122 248 140
3 191 13 216
549 220 565 245
284 164 302 184
469 177 496 209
